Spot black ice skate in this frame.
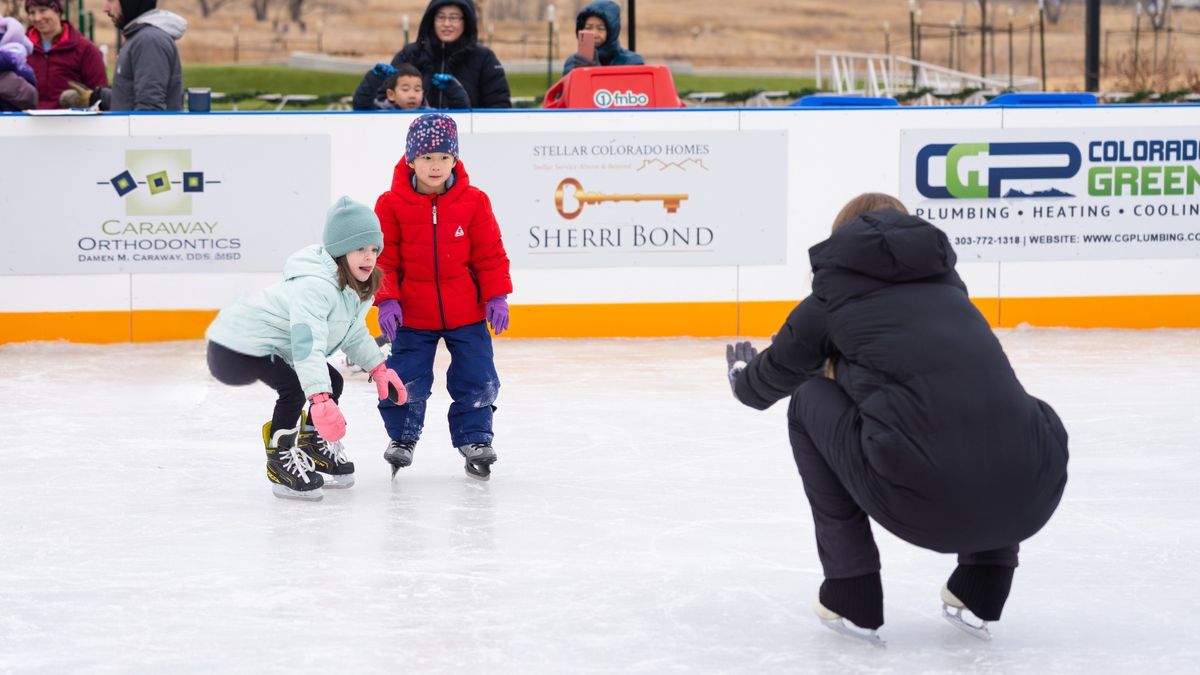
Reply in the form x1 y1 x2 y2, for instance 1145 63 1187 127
297 410 355 488
262 422 324 501
457 443 497 481
383 439 417 479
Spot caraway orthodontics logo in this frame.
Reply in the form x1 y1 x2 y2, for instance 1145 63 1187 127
915 142 1081 199
83 148 241 264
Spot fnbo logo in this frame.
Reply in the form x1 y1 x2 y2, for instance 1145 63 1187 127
916 142 1081 199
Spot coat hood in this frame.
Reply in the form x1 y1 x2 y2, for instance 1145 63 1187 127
282 244 341 288
123 9 187 40
417 0 478 49
0 16 32 54
577 0 623 57
809 209 956 306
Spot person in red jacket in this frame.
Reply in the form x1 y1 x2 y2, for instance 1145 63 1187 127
25 0 107 109
375 112 513 481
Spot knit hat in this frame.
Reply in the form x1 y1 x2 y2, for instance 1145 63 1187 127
405 113 459 161
323 196 383 258
24 0 64 15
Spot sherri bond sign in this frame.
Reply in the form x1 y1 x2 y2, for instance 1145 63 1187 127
901 127 1200 262
1 135 330 274
465 130 788 268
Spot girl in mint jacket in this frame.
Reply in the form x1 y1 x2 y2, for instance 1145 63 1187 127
206 197 407 501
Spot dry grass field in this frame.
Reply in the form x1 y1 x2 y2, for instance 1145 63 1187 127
59 0 1200 90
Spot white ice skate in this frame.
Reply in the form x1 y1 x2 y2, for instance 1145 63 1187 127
940 585 993 641
813 598 886 649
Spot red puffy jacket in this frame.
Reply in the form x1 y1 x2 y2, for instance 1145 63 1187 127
374 158 513 331
26 22 108 110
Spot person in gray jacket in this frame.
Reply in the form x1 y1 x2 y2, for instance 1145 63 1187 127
101 0 185 110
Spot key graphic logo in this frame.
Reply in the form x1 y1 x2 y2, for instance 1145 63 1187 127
99 150 219 216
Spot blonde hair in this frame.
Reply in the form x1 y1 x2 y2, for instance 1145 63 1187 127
335 255 383 301
831 193 908 232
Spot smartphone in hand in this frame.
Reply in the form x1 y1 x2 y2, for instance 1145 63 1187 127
577 30 596 63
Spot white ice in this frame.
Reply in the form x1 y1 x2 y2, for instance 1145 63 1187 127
1 329 1198 673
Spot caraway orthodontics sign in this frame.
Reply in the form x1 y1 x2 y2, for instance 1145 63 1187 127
464 130 788 268
0 135 330 274
900 127 1200 262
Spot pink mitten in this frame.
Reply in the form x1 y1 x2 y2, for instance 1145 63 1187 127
307 393 347 442
369 363 408 405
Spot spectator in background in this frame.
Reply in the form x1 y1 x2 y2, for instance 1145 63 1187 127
100 0 185 111
354 0 510 110
0 16 38 110
24 0 107 109
353 61 469 111
562 0 644 76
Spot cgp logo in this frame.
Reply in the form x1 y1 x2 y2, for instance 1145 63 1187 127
593 88 650 108
915 142 1081 199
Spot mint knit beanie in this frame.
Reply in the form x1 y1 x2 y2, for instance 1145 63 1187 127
323 196 383 258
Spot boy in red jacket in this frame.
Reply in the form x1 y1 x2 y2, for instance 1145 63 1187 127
375 113 513 481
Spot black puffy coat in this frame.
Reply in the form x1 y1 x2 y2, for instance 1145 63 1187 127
356 0 510 109
735 209 1068 552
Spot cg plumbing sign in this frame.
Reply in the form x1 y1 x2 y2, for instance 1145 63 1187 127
0 135 330 275
900 128 1200 262
466 130 787 268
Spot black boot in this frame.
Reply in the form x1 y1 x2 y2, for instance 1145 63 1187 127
818 572 884 630
262 421 324 501
946 564 1014 622
297 410 355 488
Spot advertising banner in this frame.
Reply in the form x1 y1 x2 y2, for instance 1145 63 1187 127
901 127 1200 262
0 135 330 274
465 130 788 268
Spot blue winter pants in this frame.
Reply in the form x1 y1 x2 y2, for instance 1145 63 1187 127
378 321 499 448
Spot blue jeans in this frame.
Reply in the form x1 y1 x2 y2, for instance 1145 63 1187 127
378 321 499 447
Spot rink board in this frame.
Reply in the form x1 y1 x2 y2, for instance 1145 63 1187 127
1 106 1198 343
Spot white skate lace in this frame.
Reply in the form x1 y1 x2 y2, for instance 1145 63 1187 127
327 440 349 465
282 446 318 482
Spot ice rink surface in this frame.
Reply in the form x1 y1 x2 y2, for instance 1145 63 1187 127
2 328 1198 674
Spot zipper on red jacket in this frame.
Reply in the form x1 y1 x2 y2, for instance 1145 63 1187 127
432 196 448 329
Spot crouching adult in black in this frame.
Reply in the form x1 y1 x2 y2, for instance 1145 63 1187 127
728 193 1069 641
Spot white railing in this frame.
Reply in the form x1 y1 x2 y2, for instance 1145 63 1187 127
815 50 1040 104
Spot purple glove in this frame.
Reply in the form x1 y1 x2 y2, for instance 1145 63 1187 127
486 295 509 336
378 299 402 342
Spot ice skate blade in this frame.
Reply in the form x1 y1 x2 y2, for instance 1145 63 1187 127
271 484 324 501
321 474 355 489
464 463 491 481
942 604 992 641
818 617 886 649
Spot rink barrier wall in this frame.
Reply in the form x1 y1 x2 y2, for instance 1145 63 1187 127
2 106 1199 344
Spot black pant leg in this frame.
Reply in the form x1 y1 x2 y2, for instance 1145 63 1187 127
787 377 880 579
207 341 306 434
959 544 1020 568
327 364 344 403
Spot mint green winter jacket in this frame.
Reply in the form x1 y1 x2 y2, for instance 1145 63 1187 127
205 244 386 398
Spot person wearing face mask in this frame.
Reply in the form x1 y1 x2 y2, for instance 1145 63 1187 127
353 0 510 110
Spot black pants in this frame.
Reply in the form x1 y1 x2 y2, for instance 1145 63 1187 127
787 377 1018 579
207 341 343 436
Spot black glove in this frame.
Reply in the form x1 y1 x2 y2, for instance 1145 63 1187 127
725 341 757 393
567 53 598 70
372 63 397 78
